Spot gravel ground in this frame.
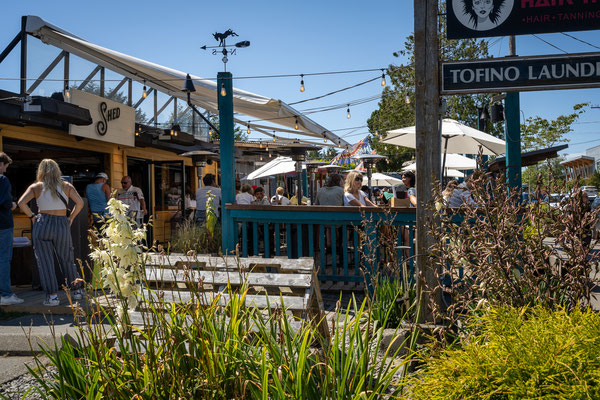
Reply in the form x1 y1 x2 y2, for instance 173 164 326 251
0 367 55 400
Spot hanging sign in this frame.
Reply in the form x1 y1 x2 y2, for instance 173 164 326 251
69 89 135 147
447 0 600 39
442 52 600 94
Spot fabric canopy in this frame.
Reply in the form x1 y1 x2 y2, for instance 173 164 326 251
403 153 477 171
362 173 402 187
383 119 505 155
25 16 350 149
244 156 305 180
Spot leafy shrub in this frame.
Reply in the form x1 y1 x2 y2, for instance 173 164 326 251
370 276 416 329
406 305 600 400
171 218 222 254
427 172 599 332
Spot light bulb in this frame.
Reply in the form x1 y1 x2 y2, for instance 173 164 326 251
64 87 70 99
135 131 139 136
346 105 351 119
174 131 178 137
300 74 305 92
220 83 226 97
209 129 212 137
381 71 386 87
142 80 147 99
266 145 269 152
405 95 410 104
323 136 327 143
247 124 251 134
259 155 263 161
295 117 299 130
273 136 276 142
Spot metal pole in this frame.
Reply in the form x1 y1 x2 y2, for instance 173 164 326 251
414 0 441 323
20 16 27 96
218 72 235 254
505 36 522 189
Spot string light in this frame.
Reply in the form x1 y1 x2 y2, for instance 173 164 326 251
299 74 305 92
323 133 327 143
380 69 386 86
273 136 276 142
346 105 351 119
142 80 147 99
266 144 269 152
247 123 251 134
259 155 263 161
64 85 70 100
208 128 213 137
220 83 227 97
405 94 411 104
295 117 299 130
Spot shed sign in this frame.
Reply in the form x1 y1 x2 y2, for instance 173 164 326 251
69 89 135 147
447 0 600 39
441 52 600 94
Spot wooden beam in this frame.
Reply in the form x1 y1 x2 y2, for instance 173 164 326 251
414 0 441 323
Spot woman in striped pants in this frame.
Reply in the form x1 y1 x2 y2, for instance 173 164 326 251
18 159 84 306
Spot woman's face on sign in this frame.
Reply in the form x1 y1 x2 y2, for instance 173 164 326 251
473 0 493 19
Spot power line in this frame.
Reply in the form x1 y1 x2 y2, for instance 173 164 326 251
532 34 568 54
560 32 600 50
288 76 380 106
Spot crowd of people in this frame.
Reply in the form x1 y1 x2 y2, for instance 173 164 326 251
0 153 149 307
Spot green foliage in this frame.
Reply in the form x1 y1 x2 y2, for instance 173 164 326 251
584 169 600 189
26 274 414 399
522 158 565 190
171 219 222 254
428 172 599 334
370 277 416 329
406 305 600 400
368 12 504 172
521 103 588 152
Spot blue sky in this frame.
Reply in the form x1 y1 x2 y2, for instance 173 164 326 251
0 0 598 156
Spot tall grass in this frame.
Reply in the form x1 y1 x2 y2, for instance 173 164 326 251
25 270 415 399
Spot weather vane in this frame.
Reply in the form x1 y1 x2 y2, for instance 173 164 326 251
201 29 250 71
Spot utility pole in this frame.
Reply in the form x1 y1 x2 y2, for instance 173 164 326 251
505 36 522 189
414 0 441 322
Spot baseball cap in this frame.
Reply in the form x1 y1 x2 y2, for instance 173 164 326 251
96 172 109 180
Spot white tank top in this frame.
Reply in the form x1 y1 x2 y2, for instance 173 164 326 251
37 185 67 211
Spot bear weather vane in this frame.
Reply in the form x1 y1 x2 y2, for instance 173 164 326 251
201 29 250 72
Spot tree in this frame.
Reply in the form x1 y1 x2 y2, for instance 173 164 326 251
520 103 588 152
80 83 147 123
368 8 503 172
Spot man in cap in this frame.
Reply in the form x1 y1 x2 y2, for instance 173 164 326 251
86 172 111 231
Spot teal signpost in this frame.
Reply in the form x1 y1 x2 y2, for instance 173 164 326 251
218 71 236 254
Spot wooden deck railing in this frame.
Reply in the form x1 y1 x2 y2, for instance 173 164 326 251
226 205 417 283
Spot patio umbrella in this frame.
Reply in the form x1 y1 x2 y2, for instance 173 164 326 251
244 156 305 180
402 165 465 178
361 172 402 187
402 153 477 171
383 119 505 156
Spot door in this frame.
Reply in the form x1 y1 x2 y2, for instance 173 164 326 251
153 160 186 244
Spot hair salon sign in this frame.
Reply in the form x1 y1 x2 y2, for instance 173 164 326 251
447 0 600 39
68 89 135 147
442 52 600 94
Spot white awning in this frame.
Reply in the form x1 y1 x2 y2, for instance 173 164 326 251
244 156 305 180
25 16 350 149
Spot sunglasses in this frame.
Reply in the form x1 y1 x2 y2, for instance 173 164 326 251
354 177 362 182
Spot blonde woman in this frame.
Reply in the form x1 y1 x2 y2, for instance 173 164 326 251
344 171 376 207
18 159 84 307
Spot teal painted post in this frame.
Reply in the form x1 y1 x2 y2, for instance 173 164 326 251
505 91 521 189
218 72 235 254
302 169 308 201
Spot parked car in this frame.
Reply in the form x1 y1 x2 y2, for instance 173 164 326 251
547 193 563 208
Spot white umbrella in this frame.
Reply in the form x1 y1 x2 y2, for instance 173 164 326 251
403 153 477 171
362 172 403 187
383 118 506 156
244 156 305 180
402 165 465 178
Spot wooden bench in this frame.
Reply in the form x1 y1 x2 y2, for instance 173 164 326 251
135 254 329 338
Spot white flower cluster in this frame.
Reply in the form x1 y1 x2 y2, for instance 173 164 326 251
90 198 146 312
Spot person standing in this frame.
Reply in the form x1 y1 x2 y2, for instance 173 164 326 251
196 174 221 224
0 153 24 305
18 159 84 306
236 184 254 205
86 172 111 231
315 174 344 206
116 176 147 226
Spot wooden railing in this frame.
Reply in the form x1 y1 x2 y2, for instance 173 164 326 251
226 205 417 283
